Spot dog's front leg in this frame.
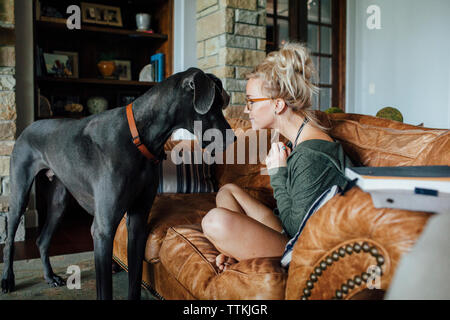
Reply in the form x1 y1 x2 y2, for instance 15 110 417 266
126 204 152 300
92 212 123 300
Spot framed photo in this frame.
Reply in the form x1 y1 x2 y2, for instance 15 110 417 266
117 91 140 107
36 0 66 24
81 2 123 27
113 60 132 81
53 51 79 78
43 53 74 78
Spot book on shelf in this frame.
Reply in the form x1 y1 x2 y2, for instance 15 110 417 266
150 53 164 82
35 46 45 77
345 166 450 214
150 61 157 83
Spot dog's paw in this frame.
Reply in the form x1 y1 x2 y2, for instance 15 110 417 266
46 274 66 287
1 274 15 293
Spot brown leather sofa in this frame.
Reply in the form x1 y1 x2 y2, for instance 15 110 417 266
112 111 450 300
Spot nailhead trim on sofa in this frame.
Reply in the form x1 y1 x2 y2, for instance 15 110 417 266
300 241 385 300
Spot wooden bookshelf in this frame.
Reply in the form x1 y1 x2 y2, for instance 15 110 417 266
36 20 169 40
37 76 156 87
33 0 173 120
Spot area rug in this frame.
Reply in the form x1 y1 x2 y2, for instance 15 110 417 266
0 251 155 300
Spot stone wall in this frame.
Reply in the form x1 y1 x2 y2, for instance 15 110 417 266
197 0 267 119
0 0 24 243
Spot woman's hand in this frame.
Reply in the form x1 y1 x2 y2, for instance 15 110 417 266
265 142 291 170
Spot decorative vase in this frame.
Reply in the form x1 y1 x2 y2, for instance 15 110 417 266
38 94 53 117
136 13 151 30
97 61 116 77
139 64 154 82
87 96 108 114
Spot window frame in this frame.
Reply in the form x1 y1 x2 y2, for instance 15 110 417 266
266 0 347 111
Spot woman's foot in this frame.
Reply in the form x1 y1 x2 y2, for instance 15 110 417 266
216 253 237 272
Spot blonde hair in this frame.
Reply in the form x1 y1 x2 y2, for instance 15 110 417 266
246 41 330 132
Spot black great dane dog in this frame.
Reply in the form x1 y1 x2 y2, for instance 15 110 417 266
1 68 234 299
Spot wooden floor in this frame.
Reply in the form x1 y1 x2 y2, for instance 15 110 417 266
0 212 94 263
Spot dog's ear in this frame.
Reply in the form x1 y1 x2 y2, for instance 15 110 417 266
192 71 215 115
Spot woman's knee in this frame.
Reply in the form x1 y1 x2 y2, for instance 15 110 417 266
218 183 240 196
216 183 242 207
201 208 234 241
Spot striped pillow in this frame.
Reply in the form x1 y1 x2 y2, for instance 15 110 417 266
157 147 218 194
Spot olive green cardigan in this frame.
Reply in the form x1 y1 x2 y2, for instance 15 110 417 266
268 139 355 238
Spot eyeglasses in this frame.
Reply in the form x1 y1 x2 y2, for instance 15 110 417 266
245 97 273 112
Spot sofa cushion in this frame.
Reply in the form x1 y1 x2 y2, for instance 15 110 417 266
159 224 287 299
323 112 450 167
113 193 217 264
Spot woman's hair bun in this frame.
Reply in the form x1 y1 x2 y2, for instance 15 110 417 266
246 41 318 110
246 42 331 132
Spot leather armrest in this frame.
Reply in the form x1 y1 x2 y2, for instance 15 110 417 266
159 224 287 299
285 186 432 300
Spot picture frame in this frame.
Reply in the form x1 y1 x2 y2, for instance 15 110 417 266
81 2 123 27
43 53 74 78
117 91 140 108
53 51 79 78
36 0 67 24
113 60 132 81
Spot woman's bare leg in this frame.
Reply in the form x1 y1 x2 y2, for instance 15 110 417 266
202 183 288 271
215 183 283 232
202 207 288 269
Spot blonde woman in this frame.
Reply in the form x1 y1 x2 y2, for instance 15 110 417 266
201 42 354 271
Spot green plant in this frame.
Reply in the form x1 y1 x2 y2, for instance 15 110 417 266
324 107 344 114
376 107 403 122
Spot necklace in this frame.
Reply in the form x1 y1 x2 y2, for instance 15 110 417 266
293 117 309 148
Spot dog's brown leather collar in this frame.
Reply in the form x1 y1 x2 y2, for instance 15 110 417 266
126 103 160 164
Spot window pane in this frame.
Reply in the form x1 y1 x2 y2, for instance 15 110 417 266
312 92 319 110
277 0 289 17
307 24 319 52
267 17 274 43
311 55 319 83
320 26 332 54
267 0 274 15
278 19 289 47
307 0 319 22
319 87 332 110
319 57 332 84
321 0 332 24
